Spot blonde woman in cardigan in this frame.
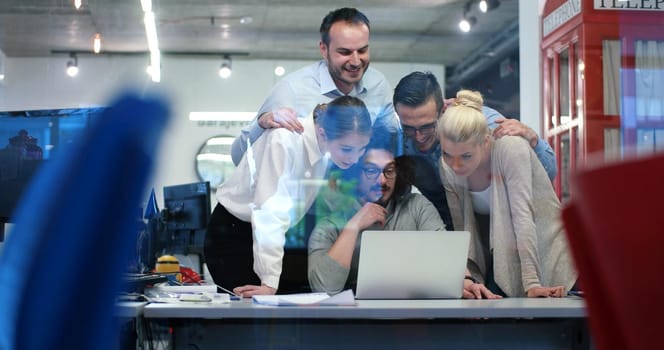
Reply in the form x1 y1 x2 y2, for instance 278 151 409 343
437 90 576 298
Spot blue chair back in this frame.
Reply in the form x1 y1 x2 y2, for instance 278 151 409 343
0 92 170 350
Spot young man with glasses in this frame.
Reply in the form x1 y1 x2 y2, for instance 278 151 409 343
393 72 557 230
307 129 500 299
307 131 440 294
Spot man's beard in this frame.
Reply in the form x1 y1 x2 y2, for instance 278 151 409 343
371 184 390 207
328 56 369 87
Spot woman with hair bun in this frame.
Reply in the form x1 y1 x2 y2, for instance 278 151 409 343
438 89 576 298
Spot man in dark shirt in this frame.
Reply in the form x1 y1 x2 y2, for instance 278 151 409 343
394 72 557 230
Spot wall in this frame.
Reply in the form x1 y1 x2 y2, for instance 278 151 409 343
0 55 444 211
521 0 542 134
448 49 521 118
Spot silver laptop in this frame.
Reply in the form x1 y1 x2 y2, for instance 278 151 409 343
355 230 470 299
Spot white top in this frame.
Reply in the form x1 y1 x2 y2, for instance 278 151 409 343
216 116 330 288
470 184 492 215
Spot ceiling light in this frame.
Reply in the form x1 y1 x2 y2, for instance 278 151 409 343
274 66 285 77
74 0 82 10
459 16 476 33
459 1 476 33
0 50 4 81
188 112 256 122
479 0 500 13
142 3 160 83
218 55 232 79
93 33 101 54
144 11 159 53
149 51 161 82
66 53 79 77
140 0 152 12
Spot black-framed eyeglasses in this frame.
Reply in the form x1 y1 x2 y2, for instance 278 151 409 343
401 122 437 138
362 165 396 180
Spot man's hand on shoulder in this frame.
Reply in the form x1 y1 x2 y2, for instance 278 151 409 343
443 98 456 111
258 107 304 133
493 117 538 148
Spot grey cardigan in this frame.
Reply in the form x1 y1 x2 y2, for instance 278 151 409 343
308 193 445 294
441 136 577 297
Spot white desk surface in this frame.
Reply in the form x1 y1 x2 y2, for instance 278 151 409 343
115 301 148 318
143 296 586 319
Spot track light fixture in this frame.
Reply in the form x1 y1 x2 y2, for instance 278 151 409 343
218 55 232 79
479 0 500 13
459 16 476 33
459 2 476 33
274 65 285 77
93 33 101 54
66 53 79 77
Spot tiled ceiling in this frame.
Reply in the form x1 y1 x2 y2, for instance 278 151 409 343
0 0 519 73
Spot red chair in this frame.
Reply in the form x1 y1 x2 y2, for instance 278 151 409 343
562 152 664 350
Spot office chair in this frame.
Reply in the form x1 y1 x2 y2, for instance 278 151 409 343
562 152 664 350
0 92 170 350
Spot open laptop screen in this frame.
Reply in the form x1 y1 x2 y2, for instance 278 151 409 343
355 230 470 299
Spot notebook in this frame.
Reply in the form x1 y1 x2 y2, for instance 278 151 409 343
355 230 470 299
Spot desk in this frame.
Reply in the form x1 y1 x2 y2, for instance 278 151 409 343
143 297 589 349
115 302 148 350
115 301 148 318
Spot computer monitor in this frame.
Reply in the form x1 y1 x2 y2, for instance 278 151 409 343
142 181 211 272
162 181 211 231
0 107 105 241
0 151 45 239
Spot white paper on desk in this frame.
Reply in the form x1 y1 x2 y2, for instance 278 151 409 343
145 289 230 304
252 289 356 306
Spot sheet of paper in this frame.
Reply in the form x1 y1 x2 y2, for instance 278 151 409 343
252 289 356 306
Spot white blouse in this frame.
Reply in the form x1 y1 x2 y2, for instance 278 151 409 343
216 116 330 289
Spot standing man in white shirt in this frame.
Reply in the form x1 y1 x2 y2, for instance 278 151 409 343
230 7 399 165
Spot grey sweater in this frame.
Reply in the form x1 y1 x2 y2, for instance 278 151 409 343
441 136 577 297
308 193 445 294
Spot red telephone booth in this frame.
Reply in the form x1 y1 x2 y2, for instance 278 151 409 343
541 0 664 201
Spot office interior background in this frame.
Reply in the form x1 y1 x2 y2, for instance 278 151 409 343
0 0 540 250
3 2 664 349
